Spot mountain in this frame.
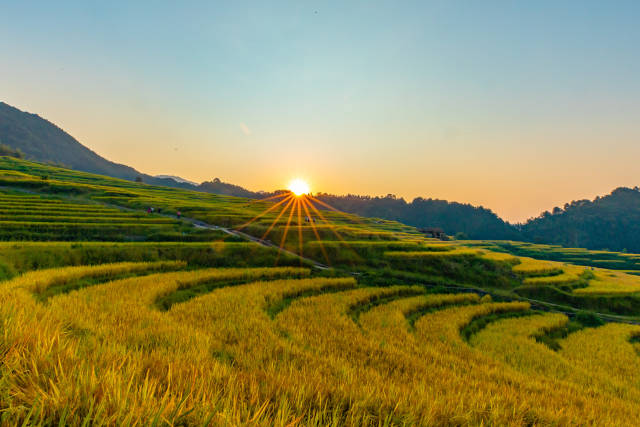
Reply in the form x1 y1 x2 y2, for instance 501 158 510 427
314 193 522 240
521 187 640 252
0 101 196 189
155 175 199 186
197 178 278 199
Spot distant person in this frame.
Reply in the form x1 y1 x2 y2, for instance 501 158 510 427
147 207 152 214
176 210 181 219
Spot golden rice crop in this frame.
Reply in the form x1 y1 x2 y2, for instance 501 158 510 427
522 264 587 286
4 260 640 424
511 257 564 276
359 293 481 349
479 251 519 263
385 248 481 258
573 269 640 294
469 312 640 401
559 323 640 389
2 260 186 294
1 268 327 424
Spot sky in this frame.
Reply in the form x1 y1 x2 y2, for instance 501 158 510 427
1 1 639 222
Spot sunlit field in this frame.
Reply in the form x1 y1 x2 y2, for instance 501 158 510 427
2 157 640 425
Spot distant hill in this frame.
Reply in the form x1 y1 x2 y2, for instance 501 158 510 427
0 101 195 189
521 187 640 252
155 175 199 186
314 193 522 240
197 178 269 198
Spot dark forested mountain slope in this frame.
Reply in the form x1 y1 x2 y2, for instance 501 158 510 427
521 187 640 252
197 178 272 198
314 193 522 240
0 102 194 189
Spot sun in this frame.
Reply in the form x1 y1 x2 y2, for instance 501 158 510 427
288 178 310 196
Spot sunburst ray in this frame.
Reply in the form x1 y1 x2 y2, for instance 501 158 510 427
240 185 364 267
307 195 364 225
300 196 331 266
247 192 289 205
260 196 295 240
304 196 347 243
236 194 293 231
275 196 297 264
305 196 362 265
296 198 303 259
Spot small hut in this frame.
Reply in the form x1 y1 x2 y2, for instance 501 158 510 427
419 227 449 241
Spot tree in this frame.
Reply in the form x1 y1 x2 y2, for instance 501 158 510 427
135 176 143 183
522 187 640 252
0 143 24 159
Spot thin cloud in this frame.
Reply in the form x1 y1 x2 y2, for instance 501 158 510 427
240 123 251 135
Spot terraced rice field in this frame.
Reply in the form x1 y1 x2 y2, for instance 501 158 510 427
3 157 640 425
574 269 640 295
0 157 417 248
470 311 640 405
0 190 222 242
4 260 640 425
477 240 640 272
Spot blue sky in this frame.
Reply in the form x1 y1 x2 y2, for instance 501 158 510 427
1 1 639 221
